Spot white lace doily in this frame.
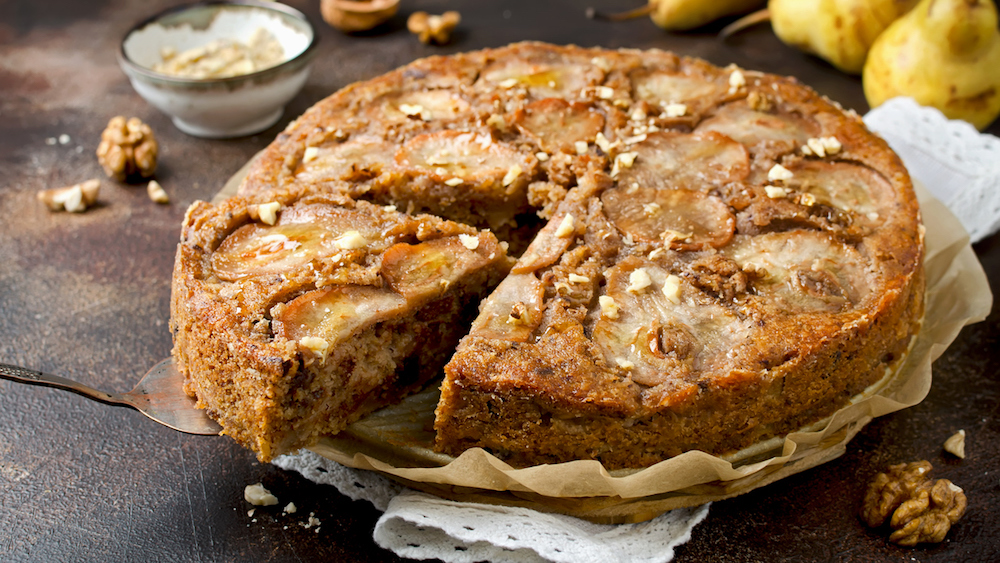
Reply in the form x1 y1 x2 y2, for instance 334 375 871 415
274 451 710 563
864 97 1000 243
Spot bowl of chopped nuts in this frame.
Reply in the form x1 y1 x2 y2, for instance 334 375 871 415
119 1 317 138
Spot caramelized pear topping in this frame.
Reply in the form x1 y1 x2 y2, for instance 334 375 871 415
380 236 496 301
273 286 406 348
212 205 383 281
397 130 531 183
614 131 750 190
697 102 820 147
470 273 545 342
514 98 606 154
724 231 871 312
602 187 735 250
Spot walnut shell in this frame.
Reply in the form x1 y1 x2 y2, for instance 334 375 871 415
96 116 158 182
321 0 399 33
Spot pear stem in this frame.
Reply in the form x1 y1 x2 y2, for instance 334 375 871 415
719 8 772 39
586 3 655 22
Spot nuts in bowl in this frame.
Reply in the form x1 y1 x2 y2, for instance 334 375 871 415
119 1 317 138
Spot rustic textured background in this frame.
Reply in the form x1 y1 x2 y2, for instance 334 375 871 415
1 0 998 561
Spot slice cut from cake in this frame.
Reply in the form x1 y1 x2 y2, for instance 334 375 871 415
171 187 512 461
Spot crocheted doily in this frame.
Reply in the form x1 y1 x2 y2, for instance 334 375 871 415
274 451 710 563
864 97 1000 243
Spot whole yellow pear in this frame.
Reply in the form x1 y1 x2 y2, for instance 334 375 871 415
863 0 1000 130
650 0 764 30
770 0 919 74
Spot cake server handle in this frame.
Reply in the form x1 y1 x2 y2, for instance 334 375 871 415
0 360 222 435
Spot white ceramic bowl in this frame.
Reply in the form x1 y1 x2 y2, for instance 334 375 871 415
120 1 317 138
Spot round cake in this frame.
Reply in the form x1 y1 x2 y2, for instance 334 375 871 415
171 42 924 469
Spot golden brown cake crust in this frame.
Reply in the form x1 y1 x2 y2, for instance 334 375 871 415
178 42 924 469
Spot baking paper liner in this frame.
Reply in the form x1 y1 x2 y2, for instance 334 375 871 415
218 166 991 523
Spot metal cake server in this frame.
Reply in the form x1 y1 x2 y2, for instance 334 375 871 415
0 358 222 435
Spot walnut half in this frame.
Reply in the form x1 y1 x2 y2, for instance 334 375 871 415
407 11 460 45
861 460 967 546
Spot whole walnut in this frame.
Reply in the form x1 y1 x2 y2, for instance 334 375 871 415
96 116 158 182
861 460 967 547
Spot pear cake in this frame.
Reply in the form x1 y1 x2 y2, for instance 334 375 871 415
172 42 924 468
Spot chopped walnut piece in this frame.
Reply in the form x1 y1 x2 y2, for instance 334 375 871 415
611 151 637 176
728 69 745 93
943 430 966 459
802 136 842 158
595 132 614 154
502 164 522 187
38 179 100 213
598 295 619 319
407 11 460 45
299 336 329 355
664 103 687 117
458 234 480 250
594 86 614 100
334 230 367 250
256 201 282 225
662 274 681 303
746 91 773 112
147 180 169 204
244 483 279 506
399 103 431 121
96 116 158 181
767 164 793 182
764 186 788 199
590 57 611 72
627 268 652 293
861 460 967 547
507 302 528 325
555 214 575 238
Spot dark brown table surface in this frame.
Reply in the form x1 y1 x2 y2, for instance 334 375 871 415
2 1 998 561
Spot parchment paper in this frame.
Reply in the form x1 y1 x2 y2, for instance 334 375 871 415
217 167 992 523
